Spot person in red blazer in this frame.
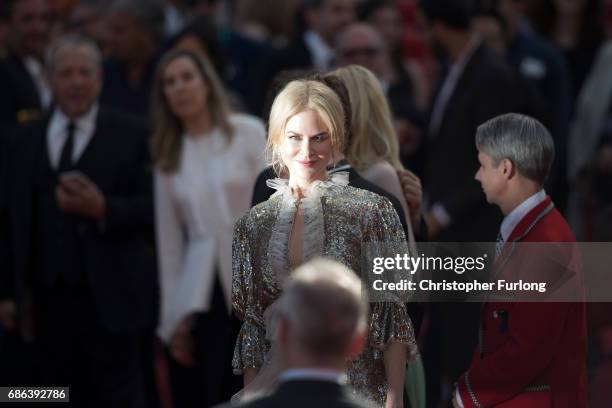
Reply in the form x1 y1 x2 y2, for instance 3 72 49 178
453 113 587 407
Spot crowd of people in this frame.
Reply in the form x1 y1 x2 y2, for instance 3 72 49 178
0 0 611 407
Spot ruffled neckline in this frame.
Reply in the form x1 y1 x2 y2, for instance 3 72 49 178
266 172 349 282
265 171 349 199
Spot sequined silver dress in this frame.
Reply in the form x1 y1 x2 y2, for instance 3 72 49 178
231 173 417 406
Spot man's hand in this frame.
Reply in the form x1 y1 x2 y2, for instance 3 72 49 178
0 299 16 331
397 168 423 231
596 145 612 173
56 173 105 219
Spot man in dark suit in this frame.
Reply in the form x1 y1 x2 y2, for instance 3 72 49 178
236 258 372 408
100 0 165 120
0 0 53 134
0 0 52 383
420 0 521 242
417 1 524 403
0 35 157 407
454 113 586 408
250 0 356 115
419 0 523 242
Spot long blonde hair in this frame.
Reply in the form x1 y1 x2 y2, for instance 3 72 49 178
330 65 404 172
150 49 234 173
266 79 345 176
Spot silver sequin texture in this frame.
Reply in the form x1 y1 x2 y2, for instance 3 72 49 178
232 182 418 406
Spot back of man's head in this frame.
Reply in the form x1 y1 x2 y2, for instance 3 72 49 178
110 0 165 43
302 0 356 45
475 113 554 185
279 258 367 359
419 0 475 30
7 0 51 58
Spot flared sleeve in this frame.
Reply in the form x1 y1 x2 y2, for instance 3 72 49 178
231 215 268 374
362 195 418 359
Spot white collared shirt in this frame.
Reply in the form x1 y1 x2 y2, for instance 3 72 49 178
47 105 99 170
304 30 335 71
500 190 547 241
279 368 346 384
23 56 52 108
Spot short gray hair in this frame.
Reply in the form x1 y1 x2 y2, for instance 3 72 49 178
279 258 368 357
45 34 102 72
110 0 165 42
475 113 554 184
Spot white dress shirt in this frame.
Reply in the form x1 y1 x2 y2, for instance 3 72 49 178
499 189 547 242
304 30 335 71
279 368 346 384
24 56 52 108
155 114 267 343
47 105 99 169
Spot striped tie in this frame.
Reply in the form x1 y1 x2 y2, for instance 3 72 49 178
495 232 504 258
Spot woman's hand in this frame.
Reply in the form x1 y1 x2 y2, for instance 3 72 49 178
243 367 259 386
170 315 195 367
385 394 404 408
384 342 407 408
397 168 423 233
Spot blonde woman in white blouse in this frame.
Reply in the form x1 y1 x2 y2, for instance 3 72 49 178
151 49 266 406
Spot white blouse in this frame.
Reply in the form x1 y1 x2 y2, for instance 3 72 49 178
155 114 267 342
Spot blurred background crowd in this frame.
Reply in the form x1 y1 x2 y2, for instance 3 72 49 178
1 0 612 407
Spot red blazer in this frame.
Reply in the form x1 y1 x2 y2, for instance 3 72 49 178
457 196 587 407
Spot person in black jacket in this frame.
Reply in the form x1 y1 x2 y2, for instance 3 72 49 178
1 35 157 407
223 258 373 408
249 0 356 115
418 1 525 405
0 0 53 135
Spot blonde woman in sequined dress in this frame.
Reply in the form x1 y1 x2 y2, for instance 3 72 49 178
231 79 417 408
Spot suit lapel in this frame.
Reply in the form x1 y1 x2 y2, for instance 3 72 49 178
492 197 554 273
11 116 50 276
6 50 43 109
507 197 553 243
297 35 314 67
73 108 109 176
438 44 485 128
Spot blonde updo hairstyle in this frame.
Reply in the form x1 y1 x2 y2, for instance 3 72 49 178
266 79 346 176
